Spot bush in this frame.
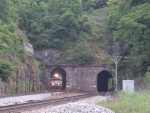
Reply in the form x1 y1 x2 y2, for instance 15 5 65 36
71 51 94 65
0 61 15 81
143 72 150 89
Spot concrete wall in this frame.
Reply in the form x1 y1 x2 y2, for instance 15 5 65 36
44 64 106 92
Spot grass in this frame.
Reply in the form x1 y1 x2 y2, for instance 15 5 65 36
97 92 150 113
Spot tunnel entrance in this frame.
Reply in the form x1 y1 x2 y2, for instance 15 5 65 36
97 70 112 92
50 67 66 90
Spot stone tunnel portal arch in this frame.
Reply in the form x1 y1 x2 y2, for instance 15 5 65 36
50 67 66 90
97 70 112 92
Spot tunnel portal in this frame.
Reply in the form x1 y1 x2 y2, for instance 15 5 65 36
45 64 108 92
97 70 112 92
50 67 66 90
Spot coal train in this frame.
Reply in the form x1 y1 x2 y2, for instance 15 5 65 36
50 73 62 90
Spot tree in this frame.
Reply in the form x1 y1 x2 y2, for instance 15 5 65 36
0 61 15 81
113 3 150 75
0 0 9 22
0 0 19 22
18 0 91 50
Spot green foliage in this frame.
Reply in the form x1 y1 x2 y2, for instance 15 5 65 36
106 1 150 77
98 92 150 113
114 3 150 75
0 0 19 23
0 20 27 62
15 0 91 50
131 0 150 6
0 61 15 81
0 0 30 78
106 0 117 5
82 0 107 10
71 51 94 65
7 0 150 80
143 68 150 88
0 0 9 22
0 20 27 80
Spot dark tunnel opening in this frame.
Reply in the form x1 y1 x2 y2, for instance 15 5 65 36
50 67 66 90
97 70 112 92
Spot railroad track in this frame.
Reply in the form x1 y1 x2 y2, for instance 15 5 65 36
0 93 98 113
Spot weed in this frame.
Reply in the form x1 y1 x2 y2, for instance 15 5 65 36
97 92 150 113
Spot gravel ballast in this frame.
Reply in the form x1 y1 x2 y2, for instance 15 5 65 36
0 93 115 113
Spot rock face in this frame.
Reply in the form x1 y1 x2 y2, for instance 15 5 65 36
35 50 62 63
23 42 34 55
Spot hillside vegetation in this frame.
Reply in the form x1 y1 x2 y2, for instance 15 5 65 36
98 92 150 113
0 0 40 89
0 0 150 89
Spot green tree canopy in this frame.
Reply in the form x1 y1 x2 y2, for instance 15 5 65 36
112 3 150 76
17 0 91 50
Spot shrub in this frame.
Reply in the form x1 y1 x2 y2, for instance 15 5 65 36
143 71 150 89
0 61 15 81
71 51 94 65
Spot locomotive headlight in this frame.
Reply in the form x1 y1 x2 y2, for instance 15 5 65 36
54 73 59 78
52 83 54 86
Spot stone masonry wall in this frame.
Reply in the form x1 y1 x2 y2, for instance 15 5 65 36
44 65 106 92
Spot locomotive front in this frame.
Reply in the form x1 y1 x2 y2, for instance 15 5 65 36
50 73 62 90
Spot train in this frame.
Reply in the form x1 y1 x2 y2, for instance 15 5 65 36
50 73 62 90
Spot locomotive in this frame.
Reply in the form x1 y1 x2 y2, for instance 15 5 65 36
50 73 62 90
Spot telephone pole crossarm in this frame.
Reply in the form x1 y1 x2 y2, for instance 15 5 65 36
110 56 122 92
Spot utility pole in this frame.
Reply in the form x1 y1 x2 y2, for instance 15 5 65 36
108 40 125 92
110 56 122 91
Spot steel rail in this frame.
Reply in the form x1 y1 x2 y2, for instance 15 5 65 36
0 93 98 113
